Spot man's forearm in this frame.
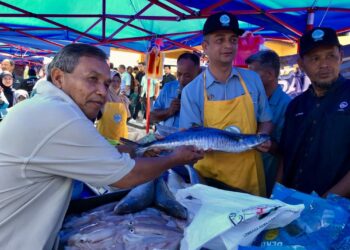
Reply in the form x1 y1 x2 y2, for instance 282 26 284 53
150 109 172 123
257 121 273 135
323 171 350 198
111 156 175 189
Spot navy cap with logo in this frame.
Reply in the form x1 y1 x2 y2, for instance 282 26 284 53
299 27 341 56
203 11 244 36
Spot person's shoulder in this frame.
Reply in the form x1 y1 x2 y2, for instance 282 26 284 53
235 67 260 79
6 95 85 134
185 71 204 90
34 95 82 118
286 91 308 111
277 87 292 103
339 77 350 90
164 80 178 89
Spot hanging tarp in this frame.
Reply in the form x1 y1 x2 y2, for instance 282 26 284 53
0 0 348 55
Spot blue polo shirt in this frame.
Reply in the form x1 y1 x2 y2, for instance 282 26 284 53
152 80 180 127
280 75 350 195
179 67 272 128
262 85 291 195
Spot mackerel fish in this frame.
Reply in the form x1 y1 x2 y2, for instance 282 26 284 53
136 127 269 155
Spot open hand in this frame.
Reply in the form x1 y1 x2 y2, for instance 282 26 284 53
171 145 204 165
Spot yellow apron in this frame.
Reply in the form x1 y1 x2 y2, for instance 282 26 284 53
96 102 128 141
195 71 266 196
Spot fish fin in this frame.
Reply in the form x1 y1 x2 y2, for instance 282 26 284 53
155 124 179 137
114 181 155 215
224 125 241 134
184 164 205 185
191 123 202 128
155 177 188 220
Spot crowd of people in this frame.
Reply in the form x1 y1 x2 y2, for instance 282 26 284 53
0 59 44 121
0 10 349 250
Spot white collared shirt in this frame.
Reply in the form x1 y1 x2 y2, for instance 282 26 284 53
0 80 134 250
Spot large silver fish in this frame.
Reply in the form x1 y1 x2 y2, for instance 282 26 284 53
136 127 270 155
114 181 154 215
154 177 188 220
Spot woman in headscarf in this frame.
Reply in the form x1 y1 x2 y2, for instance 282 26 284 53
0 85 9 121
96 72 130 142
0 71 15 108
14 89 29 104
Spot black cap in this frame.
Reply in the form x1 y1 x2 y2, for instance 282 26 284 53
203 11 244 36
299 27 341 56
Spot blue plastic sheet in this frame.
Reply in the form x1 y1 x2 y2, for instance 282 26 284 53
254 184 349 250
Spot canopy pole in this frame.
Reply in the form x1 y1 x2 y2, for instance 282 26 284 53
101 30 200 44
243 0 302 37
102 0 106 41
110 42 143 53
336 27 350 34
146 78 151 133
306 9 315 31
162 37 201 53
0 1 101 42
0 24 63 48
2 42 52 54
201 0 232 14
166 0 197 15
105 3 153 42
73 18 102 43
149 0 184 18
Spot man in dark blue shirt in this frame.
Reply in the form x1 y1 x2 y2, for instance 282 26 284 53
280 27 350 198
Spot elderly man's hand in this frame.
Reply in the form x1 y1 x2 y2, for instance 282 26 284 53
143 148 162 157
117 144 137 158
170 145 204 165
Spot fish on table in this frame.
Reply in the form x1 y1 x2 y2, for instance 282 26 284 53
114 176 188 220
154 177 188 220
60 167 206 249
114 181 154 215
60 206 186 249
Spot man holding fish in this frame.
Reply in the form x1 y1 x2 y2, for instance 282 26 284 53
180 12 273 196
0 44 204 250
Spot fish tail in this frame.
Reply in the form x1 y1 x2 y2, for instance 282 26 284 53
119 137 141 146
120 137 147 156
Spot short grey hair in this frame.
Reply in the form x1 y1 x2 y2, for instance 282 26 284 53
47 44 108 82
245 50 280 77
2 59 15 67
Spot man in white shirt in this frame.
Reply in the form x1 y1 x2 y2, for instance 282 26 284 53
0 44 204 250
118 64 131 96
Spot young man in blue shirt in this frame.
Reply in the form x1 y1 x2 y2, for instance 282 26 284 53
179 12 273 196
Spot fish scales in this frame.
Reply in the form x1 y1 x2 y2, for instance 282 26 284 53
137 127 269 154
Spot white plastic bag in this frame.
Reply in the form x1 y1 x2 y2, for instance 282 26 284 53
175 184 304 250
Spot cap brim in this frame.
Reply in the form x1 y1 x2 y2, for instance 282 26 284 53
300 42 341 56
204 28 245 36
